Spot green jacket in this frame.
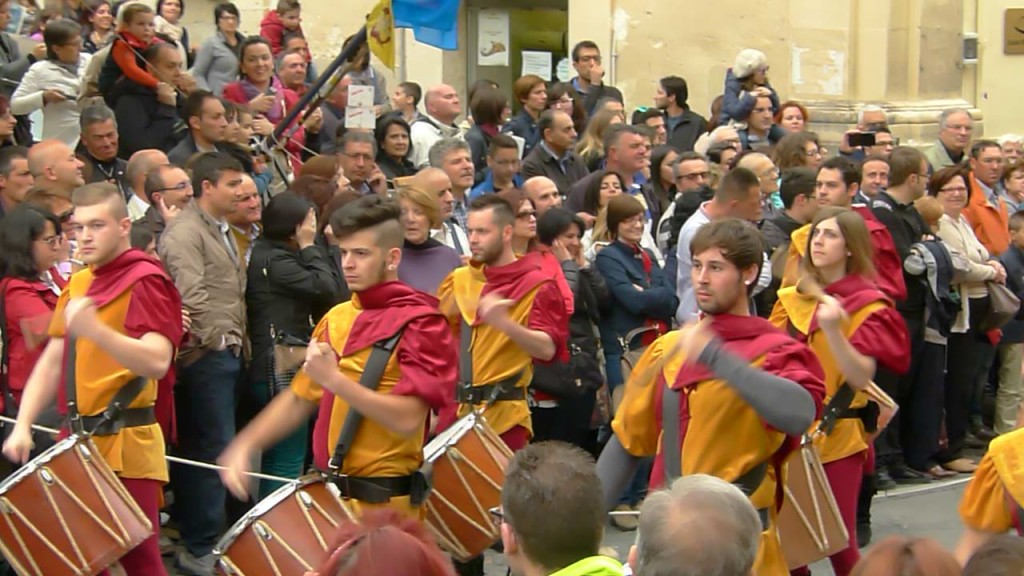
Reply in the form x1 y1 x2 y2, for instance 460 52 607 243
550 556 624 576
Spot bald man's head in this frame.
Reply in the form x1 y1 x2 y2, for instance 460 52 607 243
424 84 461 125
736 152 778 196
27 140 85 195
126 149 169 199
523 176 561 217
411 167 452 197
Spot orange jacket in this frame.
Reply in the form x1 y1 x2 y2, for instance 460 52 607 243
964 174 1010 256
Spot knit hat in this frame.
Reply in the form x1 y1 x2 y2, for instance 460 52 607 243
733 49 768 79
605 194 645 237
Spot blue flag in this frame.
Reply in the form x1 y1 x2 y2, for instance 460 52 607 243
392 0 460 50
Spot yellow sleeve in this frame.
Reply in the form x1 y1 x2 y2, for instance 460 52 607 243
289 316 330 403
960 451 1014 533
436 270 461 331
611 335 670 457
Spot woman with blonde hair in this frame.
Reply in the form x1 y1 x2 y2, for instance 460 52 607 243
576 108 625 172
773 207 909 575
396 185 461 294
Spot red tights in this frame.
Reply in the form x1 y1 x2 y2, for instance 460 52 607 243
100 477 167 576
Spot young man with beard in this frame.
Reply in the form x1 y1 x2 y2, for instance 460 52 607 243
219 195 457 517
596 218 825 576
3 182 183 575
437 194 569 576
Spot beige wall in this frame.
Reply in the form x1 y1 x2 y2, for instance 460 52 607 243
180 0 1024 142
976 0 1024 136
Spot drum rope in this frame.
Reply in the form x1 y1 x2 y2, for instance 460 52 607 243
0 416 300 486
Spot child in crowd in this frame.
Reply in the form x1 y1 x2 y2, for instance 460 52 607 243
29 4 61 40
259 0 305 55
98 3 164 94
915 195 944 231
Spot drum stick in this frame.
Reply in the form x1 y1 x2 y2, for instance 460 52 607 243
0 415 299 485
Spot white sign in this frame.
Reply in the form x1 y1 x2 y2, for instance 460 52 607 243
556 57 571 82
521 51 552 81
477 9 509 67
347 85 374 109
345 107 376 130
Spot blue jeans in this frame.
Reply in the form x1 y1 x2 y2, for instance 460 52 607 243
171 349 241 557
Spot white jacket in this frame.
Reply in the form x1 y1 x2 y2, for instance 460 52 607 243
409 113 463 169
12 55 90 148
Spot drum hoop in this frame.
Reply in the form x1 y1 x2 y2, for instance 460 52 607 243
213 473 326 554
424 412 482 462
0 435 86 494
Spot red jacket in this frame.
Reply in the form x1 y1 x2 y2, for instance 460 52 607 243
259 10 310 57
1 272 66 411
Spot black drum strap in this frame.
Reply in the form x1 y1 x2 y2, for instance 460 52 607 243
662 385 681 484
328 330 404 472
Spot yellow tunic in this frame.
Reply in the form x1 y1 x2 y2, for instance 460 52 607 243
959 426 1024 533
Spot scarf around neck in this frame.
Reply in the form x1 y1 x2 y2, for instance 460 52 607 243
240 76 286 124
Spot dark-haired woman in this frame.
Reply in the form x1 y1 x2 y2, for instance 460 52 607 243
190 1 243 96
222 36 317 173
81 0 113 54
773 207 909 576
649 145 679 218
0 204 65 414
928 166 1006 474
245 192 344 498
536 208 608 454
11 19 87 147
376 114 415 181
464 86 507 181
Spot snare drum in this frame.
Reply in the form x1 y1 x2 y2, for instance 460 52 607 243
776 440 849 570
215 474 356 576
0 435 152 576
423 412 513 562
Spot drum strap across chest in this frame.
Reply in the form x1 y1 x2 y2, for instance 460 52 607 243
65 336 154 436
455 318 525 404
662 384 770 529
327 329 430 505
818 383 879 436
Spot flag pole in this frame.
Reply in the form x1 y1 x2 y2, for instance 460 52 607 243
271 26 368 142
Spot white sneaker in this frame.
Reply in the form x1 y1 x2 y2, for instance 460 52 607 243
175 548 217 576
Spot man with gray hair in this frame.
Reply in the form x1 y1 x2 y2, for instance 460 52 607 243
337 130 385 195
429 137 475 230
77 104 127 197
925 107 973 170
629 474 761 576
998 133 1022 165
839 104 888 162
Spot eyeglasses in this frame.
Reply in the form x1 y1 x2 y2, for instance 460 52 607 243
678 171 709 181
578 55 601 64
489 507 505 525
342 152 374 163
152 181 191 194
803 148 822 157
940 186 968 194
57 209 73 223
38 234 60 248
517 210 536 220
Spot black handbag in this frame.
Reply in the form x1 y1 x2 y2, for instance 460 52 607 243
261 254 311 396
531 341 604 398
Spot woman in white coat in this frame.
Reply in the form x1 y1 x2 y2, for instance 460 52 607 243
11 19 89 148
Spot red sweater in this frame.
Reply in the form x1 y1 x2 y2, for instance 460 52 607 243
111 31 161 90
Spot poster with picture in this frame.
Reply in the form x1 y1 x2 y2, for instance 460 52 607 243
477 9 509 67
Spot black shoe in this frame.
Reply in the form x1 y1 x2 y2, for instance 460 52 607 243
974 426 997 441
889 466 933 484
876 469 898 491
856 521 872 548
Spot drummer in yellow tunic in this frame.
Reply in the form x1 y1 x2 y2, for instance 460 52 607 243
219 196 457 517
436 194 569 452
596 219 826 576
955 403 1024 565
3 183 183 576
772 208 910 576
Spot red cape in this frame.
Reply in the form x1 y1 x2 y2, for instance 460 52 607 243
673 314 796 388
853 205 907 302
477 255 552 323
805 274 891 335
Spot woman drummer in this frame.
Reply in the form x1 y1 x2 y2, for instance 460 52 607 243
772 207 910 575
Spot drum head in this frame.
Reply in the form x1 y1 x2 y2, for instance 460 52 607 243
0 435 82 495
424 413 480 462
214 474 324 554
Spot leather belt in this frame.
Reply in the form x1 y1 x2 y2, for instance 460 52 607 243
836 404 880 433
329 474 414 504
456 374 526 405
79 407 157 436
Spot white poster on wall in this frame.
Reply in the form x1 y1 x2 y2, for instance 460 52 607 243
521 51 552 81
477 9 510 67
